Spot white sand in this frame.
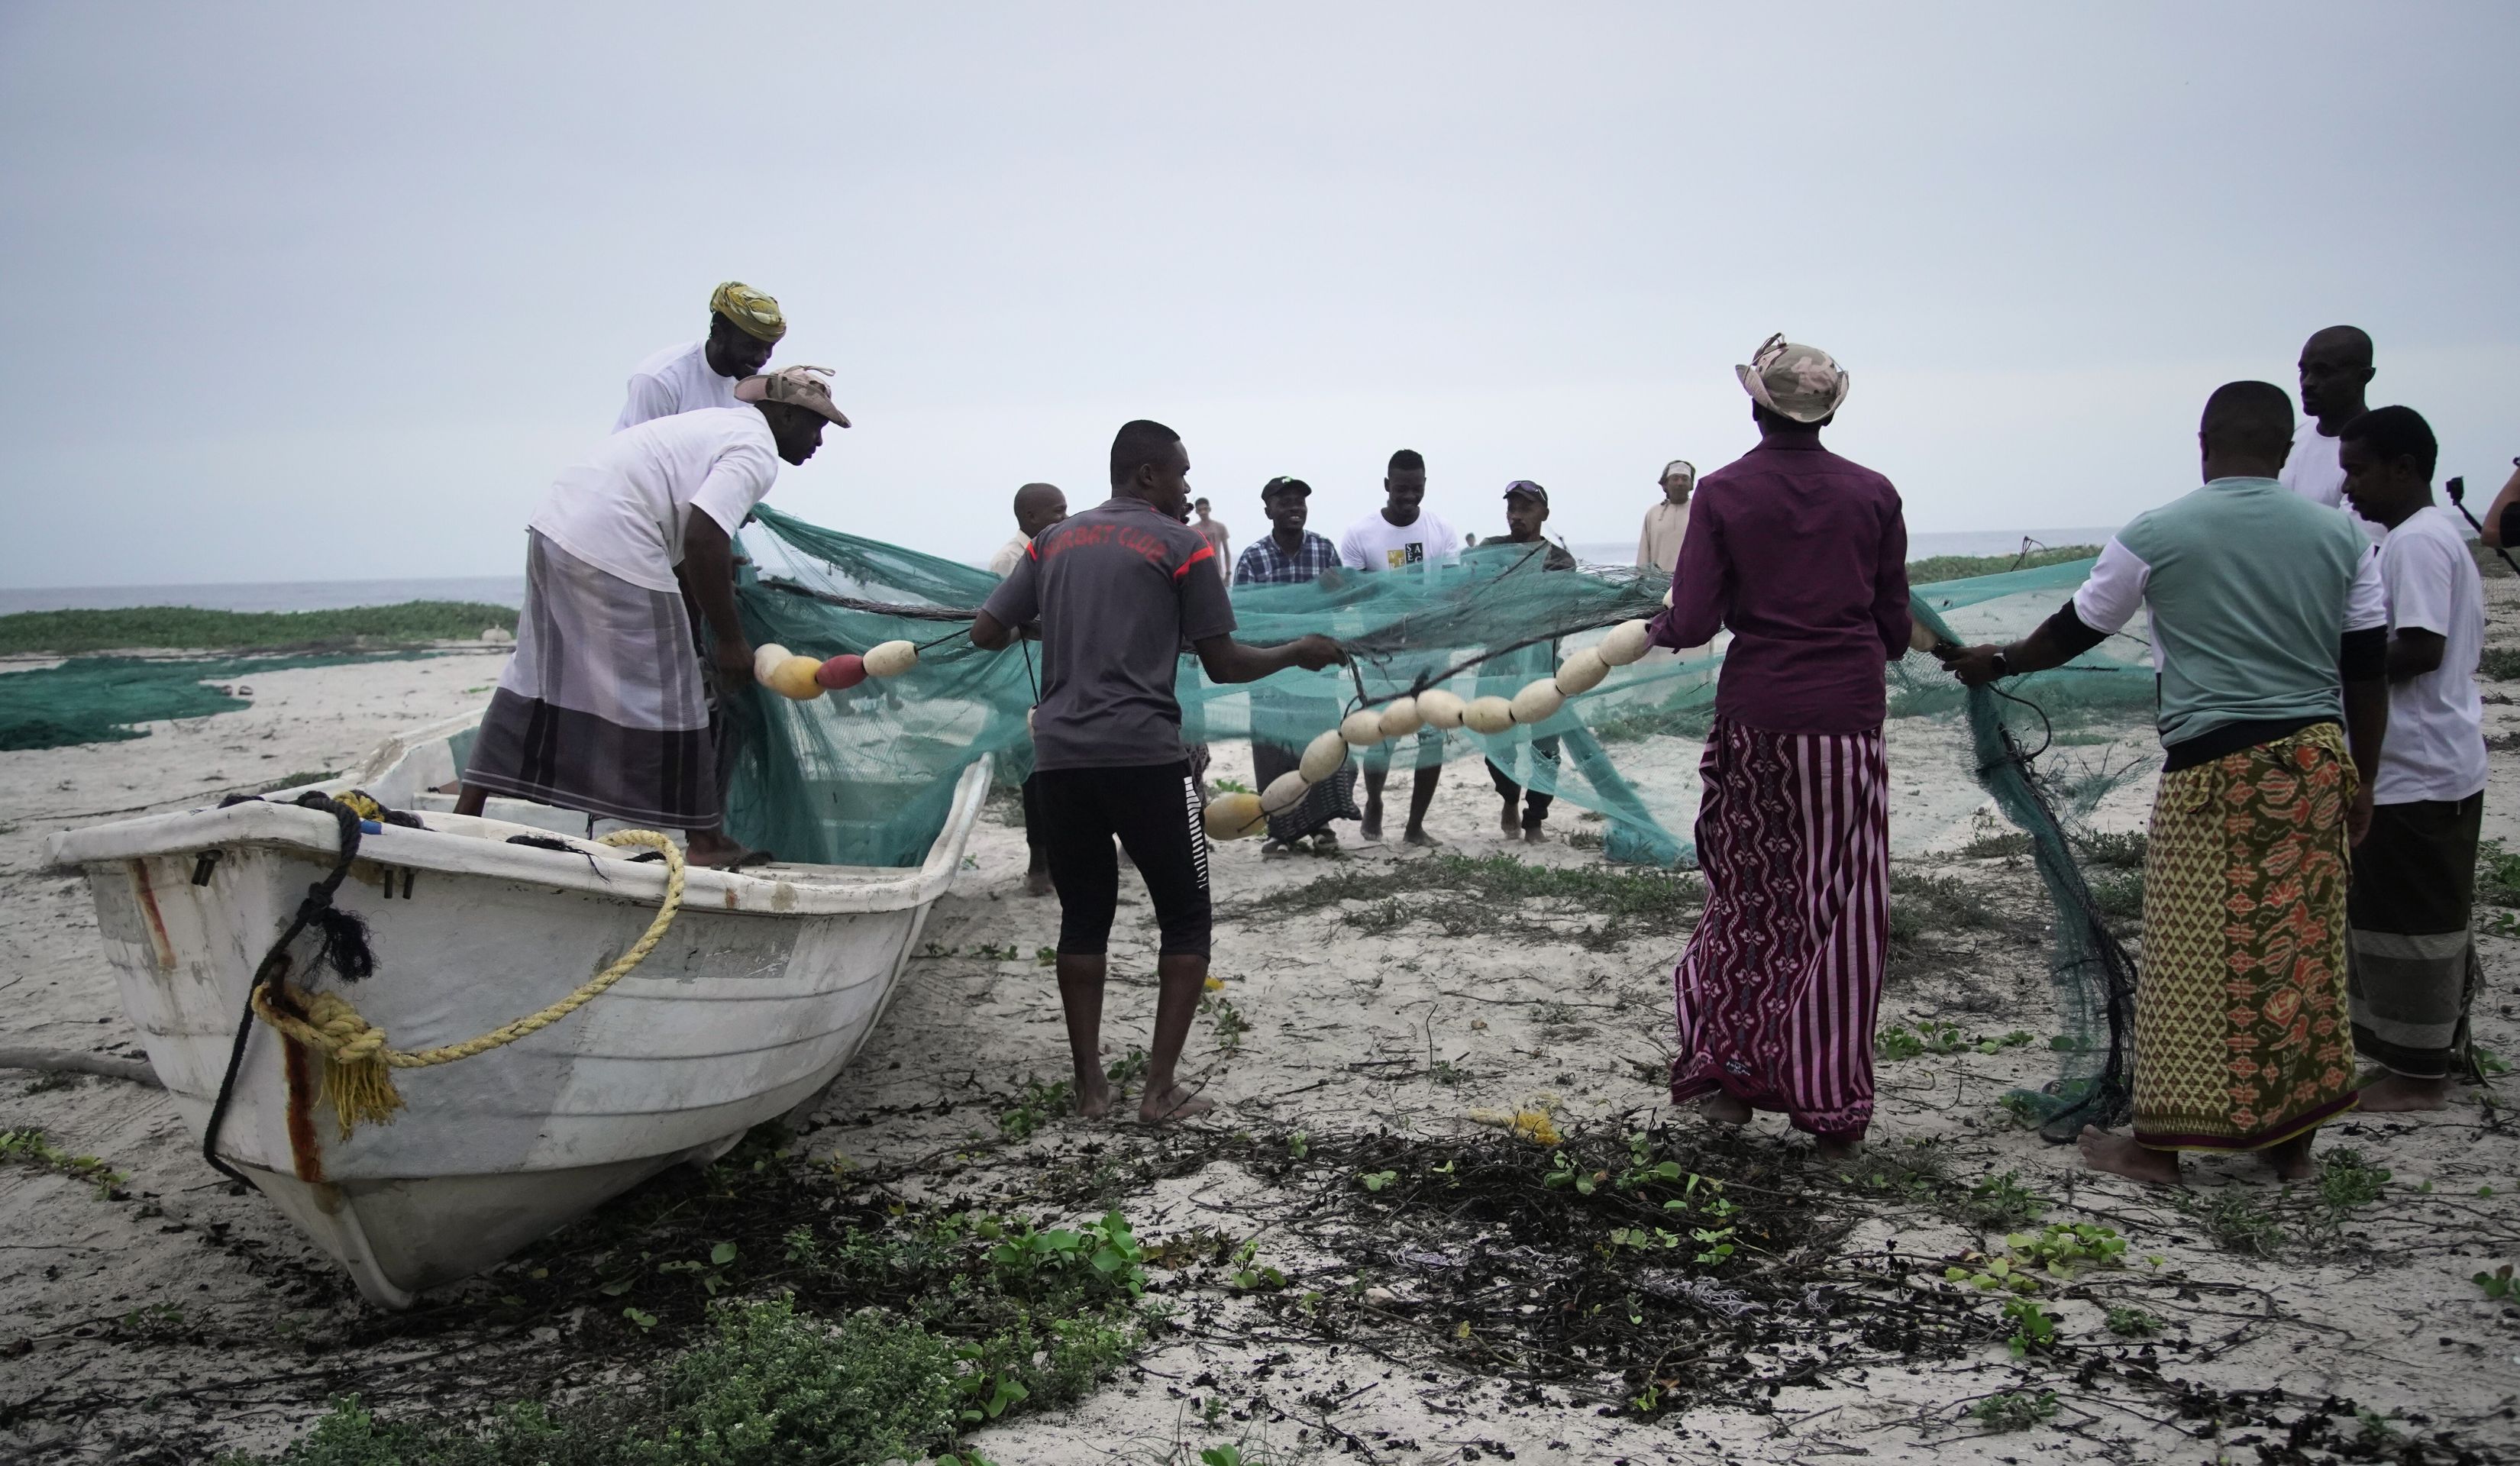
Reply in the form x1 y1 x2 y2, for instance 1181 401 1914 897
5 625 2519 1461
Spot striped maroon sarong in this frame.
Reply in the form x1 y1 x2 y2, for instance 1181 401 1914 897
1669 718 1889 1137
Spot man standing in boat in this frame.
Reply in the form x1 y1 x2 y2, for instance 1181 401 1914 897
456 366 849 868
971 420 1345 1124
615 281 787 429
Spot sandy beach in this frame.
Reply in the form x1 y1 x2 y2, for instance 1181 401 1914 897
3 615 2518 1463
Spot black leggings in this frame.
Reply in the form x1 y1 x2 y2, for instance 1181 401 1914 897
1035 761 1212 959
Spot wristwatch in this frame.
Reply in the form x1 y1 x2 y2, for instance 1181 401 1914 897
1990 649 2011 679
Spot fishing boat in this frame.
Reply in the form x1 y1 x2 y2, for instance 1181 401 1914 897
44 708 990 1309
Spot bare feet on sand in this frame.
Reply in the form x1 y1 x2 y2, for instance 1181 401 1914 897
1499 805 1520 838
1025 864 1055 897
1814 1130 1866 1161
1073 1078 1113 1120
1523 822 1546 844
2357 1071 2449 1112
1139 1082 1214 1125
2077 1125 2182 1186
1361 809 1383 843
1403 828 1442 848
2262 1133 2316 1181
1701 1091 1752 1127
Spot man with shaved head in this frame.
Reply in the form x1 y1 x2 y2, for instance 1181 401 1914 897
990 482 1069 576
2282 325 2383 540
1944 380 2389 1187
989 481 1070 895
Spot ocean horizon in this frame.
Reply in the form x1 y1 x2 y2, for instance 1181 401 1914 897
0 527 2121 615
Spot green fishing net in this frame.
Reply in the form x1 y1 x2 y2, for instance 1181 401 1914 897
729 504 2159 1138
0 651 443 752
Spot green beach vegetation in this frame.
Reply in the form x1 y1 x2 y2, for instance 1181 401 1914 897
0 601 515 656
1907 544 2099 587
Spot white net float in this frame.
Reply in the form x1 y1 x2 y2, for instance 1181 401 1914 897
1510 680 1565 724
1416 687 1467 729
1553 647 1609 696
1260 769 1311 814
863 640 919 678
1300 728 1351 783
751 643 793 684
1597 618 1654 667
1463 696 1515 735
1339 709 1387 748
1378 696 1423 739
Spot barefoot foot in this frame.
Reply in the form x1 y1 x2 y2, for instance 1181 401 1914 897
1025 863 1054 897
1500 804 1520 838
1814 1129 1866 1162
1403 827 1442 848
2077 1125 2182 1186
1139 1082 1215 1125
1073 1078 1113 1120
2357 1071 2449 1112
1700 1090 1753 1127
2263 1132 2318 1181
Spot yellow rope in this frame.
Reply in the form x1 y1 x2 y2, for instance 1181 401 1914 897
249 829 687 1134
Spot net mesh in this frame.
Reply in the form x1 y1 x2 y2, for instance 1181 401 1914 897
728 505 2159 1137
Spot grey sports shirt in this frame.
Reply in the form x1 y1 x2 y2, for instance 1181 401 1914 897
981 497 1237 771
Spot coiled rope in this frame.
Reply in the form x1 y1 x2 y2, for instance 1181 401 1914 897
197 796 687 1178
249 829 686 1134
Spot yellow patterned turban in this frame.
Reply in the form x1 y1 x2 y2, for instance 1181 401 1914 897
709 281 787 343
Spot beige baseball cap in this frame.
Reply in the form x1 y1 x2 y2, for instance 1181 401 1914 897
735 364 850 428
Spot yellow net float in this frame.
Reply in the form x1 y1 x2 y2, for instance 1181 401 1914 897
751 643 793 684
764 655 826 700
1203 790 1266 839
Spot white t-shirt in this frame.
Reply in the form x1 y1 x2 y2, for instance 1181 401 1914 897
614 341 741 431
530 408 781 593
2373 504 2488 804
2280 419 2385 543
1339 510 1460 573
987 533 1032 577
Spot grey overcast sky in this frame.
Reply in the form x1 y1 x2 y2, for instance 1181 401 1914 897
2 3 2515 586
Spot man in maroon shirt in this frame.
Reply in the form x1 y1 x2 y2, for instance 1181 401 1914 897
1646 335 1911 1160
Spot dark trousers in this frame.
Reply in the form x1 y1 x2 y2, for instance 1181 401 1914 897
1035 761 1212 959
1488 736 1562 826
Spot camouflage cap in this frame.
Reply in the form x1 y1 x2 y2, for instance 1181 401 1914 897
735 364 850 428
1735 334 1849 424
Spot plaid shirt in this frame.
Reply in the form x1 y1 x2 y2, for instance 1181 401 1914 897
1233 531 1341 587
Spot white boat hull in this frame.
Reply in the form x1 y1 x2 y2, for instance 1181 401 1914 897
47 716 990 1307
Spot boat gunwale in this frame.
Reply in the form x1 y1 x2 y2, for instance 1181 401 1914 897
43 756 994 919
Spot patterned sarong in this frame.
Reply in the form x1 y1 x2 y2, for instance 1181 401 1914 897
2348 793 2483 1080
2133 723 2359 1150
460 531 721 830
1669 718 1888 1137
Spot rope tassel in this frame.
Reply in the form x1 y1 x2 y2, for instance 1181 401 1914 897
247 829 687 1135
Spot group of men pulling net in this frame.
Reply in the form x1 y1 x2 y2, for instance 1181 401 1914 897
722 499 2156 1142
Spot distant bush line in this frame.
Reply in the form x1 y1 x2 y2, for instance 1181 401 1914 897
1908 544 2100 587
0 602 518 655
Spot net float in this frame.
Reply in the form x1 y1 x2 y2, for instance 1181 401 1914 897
1339 709 1387 748
1510 680 1565 725
862 640 919 678
751 643 793 684
765 655 826 701
1299 728 1351 783
1554 647 1609 696
1203 791 1266 840
1378 696 1423 739
1597 618 1654 667
1260 770 1311 815
815 653 868 689
1416 688 1467 729
1463 696 1516 735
